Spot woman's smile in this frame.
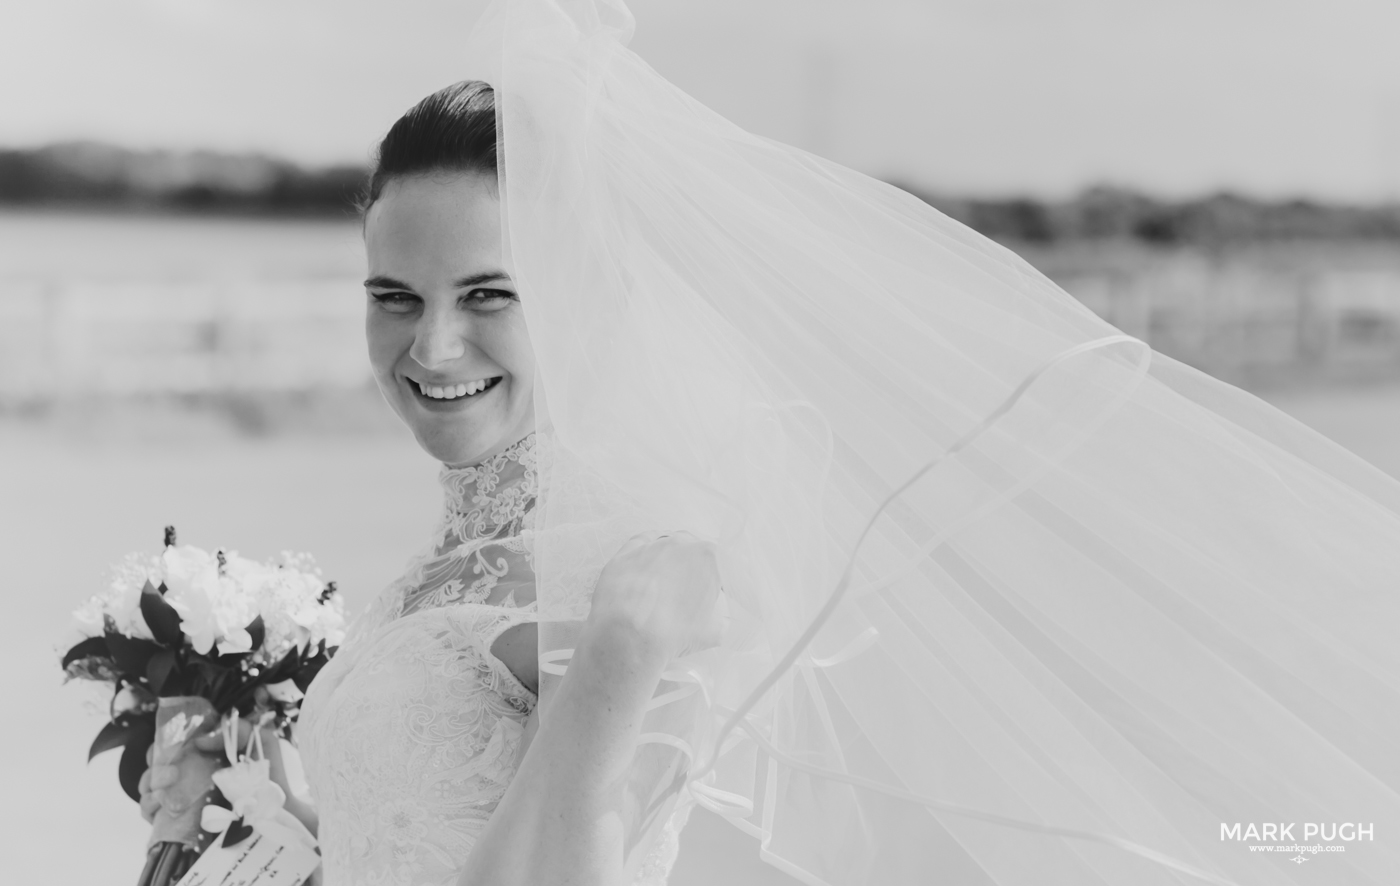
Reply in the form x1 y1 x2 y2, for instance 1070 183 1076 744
363 172 536 466
407 374 504 405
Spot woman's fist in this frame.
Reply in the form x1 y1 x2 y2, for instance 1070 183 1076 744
588 530 724 664
136 718 293 824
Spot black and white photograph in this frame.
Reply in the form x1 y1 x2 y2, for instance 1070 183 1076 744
5 1 1400 884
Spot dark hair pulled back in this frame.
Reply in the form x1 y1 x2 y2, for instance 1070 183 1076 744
360 80 497 213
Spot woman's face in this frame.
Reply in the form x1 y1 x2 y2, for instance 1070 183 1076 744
363 172 535 467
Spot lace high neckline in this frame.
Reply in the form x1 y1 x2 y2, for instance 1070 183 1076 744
438 433 539 526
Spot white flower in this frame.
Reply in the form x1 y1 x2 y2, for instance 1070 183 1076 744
217 627 254 657
112 685 155 716
109 581 147 637
71 596 107 638
69 552 161 641
74 540 340 666
78 554 160 641
162 546 222 655
201 757 287 833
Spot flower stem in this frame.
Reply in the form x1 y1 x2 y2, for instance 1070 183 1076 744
146 842 180 886
135 845 161 886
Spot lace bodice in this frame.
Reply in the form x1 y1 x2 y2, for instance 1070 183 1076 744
297 434 689 885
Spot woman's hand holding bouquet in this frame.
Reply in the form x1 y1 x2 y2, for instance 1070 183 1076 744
138 717 313 835
60 527 343 886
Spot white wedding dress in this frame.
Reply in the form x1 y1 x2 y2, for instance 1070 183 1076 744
297 433 692 886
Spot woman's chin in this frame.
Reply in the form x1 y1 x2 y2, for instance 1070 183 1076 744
417 428 497 467
410 415 534 468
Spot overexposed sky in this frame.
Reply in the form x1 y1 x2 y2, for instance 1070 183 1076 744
3 0 1399 200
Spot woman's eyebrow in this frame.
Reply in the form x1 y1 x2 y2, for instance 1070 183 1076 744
453 271 512 288
362 272 512 290
364 275 412 290
364 271 512 288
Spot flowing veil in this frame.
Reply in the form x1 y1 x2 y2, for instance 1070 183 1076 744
452 1 1400 883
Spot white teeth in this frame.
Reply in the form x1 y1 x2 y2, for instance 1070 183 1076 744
415 378 494 400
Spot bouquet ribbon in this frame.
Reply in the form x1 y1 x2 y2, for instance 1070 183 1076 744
200 714 316 851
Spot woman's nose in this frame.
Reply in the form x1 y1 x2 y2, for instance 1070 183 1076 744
409 309 470 369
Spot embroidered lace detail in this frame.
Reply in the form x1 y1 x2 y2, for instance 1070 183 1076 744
632 801 694 886
400 432 539 619
298 433 686 885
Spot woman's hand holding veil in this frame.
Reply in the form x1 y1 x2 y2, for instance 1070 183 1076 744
587 530 725 664
456 531 721 886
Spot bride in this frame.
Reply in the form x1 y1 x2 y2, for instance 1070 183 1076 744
146 82 715 886
141 1 1400 884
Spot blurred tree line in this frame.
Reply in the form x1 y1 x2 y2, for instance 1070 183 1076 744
5 142 1400 243
906 183 1400 245
0 142 365 216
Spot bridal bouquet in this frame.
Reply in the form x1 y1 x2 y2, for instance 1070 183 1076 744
61 527 344 886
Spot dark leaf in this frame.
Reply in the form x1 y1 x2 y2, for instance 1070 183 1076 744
292 656 330 692
214 649 252 668
147 649 178 695
262 647 300 683
118 731 155 803
300 640 325 667
222 817 255 848
139 583 184 647
219 681 259 717
192 661 233 703
195 661 231 683
88 713 153 762
164 525 177 547
62 655 119 683
104 632 159 680
244 615 265 651
62 636 111 670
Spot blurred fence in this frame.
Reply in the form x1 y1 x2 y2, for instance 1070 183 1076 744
1 258 1399 402
1051 258 1400 385
0 279 368 400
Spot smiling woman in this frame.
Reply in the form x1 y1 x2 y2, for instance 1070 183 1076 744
291 74 715 886
362 171 536 468
357 79 535 469
131 69 719 886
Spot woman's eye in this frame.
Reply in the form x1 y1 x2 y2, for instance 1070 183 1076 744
370 292 419 313
464 289 516 309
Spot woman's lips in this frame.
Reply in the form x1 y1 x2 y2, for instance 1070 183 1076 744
410 375 503 405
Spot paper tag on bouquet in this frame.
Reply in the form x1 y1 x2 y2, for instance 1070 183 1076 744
174 818 320 886
175 714 320 885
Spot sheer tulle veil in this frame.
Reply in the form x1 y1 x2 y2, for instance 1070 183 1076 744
451 1 1400 883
